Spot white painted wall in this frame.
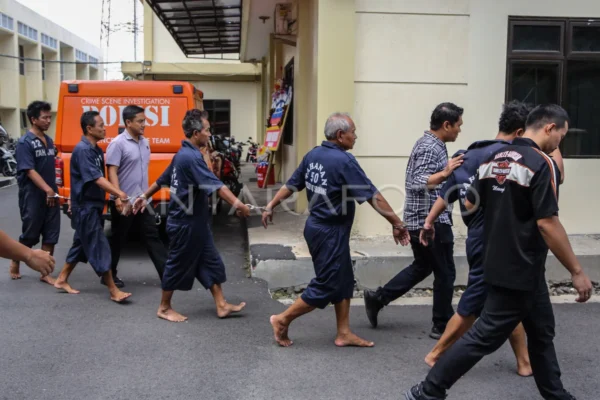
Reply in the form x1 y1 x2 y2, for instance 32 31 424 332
353 0 600 236
192 81 259 143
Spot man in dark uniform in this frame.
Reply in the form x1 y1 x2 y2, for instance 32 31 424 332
53 111 132 303
132 109 249 322
262 112 411 347
10 101 60 284
420 101 536 376
405 104 593 400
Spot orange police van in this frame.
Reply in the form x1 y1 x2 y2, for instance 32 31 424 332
53 80 209 231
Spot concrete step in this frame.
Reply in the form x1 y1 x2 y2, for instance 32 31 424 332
0 176 16 189
247 211 600 292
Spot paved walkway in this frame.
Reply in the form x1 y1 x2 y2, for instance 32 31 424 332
0 180 598 399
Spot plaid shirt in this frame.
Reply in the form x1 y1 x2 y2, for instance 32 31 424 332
403 131 453 231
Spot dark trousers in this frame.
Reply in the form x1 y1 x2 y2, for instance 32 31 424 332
426 275 571 400
109 201 166 281
376 223 455 329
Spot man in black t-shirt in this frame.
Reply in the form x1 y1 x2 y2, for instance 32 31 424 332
405 104 593 400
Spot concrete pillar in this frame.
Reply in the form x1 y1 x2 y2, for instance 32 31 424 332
61 46 76 80
76 63 90 80
144 1 154 62
43 50 60 109
0 30 19 137
293 0 356 212
24 42 43 108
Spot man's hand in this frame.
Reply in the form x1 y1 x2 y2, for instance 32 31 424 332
132 196 148 214
67 199 72 215
235 204 250 218
25 249 55 277
118 192 131 216
443 154 464 178
572 270 593 303
393 224 410 246
46 189 56 207
115 198 123 214
420 220 435 246
262 209 273 229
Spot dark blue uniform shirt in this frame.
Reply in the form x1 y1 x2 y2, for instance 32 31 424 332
286 141 378 224
156 140 224 221
70 136 106 209
16 131 57 192
439 140 509 237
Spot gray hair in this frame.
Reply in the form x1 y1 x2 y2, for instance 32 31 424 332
182 109 206 138
324 112 352 140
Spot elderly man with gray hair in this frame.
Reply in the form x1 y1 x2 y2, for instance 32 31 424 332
262 112 411 347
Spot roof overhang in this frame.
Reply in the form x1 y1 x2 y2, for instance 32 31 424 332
121 61 261 82
145 0 243 58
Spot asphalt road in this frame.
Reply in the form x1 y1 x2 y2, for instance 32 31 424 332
1 183 599 400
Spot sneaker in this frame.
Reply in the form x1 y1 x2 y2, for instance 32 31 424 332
363 289 383 328
100 275 125 288
429 325 445 340
404 383 446 400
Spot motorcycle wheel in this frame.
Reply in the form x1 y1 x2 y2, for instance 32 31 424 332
2 162 16 177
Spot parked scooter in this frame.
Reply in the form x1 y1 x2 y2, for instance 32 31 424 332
245 137 258 163
0 146 17 177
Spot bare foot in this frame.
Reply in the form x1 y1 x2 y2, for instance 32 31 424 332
270 315 293 347
40 275 56 285
157 307 188 322
517 363 533 377
54 281 80 294
216 301 246 318
110 290 132 303
334 332 374 348
424 353 437 368
9 263 21 280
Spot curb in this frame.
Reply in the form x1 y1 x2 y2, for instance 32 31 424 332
250 244 600 291
0 177 16 188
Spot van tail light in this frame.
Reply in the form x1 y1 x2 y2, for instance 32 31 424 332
55 157 64 187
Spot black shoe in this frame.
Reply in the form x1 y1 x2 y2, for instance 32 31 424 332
429 325 444 340
364 289 383 328
404 383 446 400
564 391 577 400
100 275 125 288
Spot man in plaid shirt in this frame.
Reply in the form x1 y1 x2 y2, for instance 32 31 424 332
364 103 464 339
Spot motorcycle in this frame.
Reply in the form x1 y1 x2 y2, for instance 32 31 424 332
245 137 258 163
210 149 243 214
0 146 17 177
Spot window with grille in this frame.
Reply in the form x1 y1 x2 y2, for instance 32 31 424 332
507 17 600 157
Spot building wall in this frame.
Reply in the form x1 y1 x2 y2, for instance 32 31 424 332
353 0 600 236
0 0 103 139
193 81 259 143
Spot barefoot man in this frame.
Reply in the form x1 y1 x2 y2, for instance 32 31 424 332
419 101 536 376
10 101 60 284
262 112 410 347
53 111 132 303
132 109 249 322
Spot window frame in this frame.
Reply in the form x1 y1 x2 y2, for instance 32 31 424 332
508 19 565 59
506 16 600 159
203 99 231 137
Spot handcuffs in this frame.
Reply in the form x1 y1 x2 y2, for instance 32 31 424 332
244 204 269 212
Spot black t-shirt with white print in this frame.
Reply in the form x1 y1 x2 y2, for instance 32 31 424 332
466 138 561 291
